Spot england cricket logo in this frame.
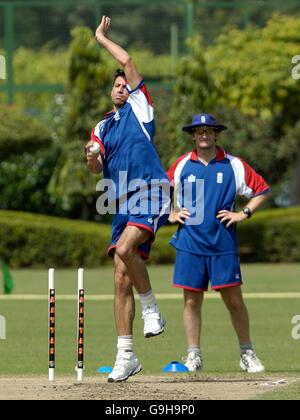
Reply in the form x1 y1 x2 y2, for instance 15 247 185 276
217 172 223 184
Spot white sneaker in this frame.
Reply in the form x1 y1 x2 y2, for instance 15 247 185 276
142 304 166 338
108 351 142 382
240 349 265 373
183 351 203 372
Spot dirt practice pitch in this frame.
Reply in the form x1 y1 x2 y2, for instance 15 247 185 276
0 374 298 400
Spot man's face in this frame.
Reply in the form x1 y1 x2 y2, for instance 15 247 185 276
191 125 219 149
111 76 129 109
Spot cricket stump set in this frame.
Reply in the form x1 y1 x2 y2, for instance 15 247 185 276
48 268 84 382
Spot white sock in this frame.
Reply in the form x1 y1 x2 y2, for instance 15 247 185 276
139 288 156 308
117 335 134 352
188 346 201 356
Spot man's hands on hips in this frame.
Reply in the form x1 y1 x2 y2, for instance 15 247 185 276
216 210 248 228
168 207 190 224
169 208 248 227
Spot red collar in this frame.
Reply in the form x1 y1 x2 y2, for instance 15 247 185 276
190 146 226 162
104 111 115 119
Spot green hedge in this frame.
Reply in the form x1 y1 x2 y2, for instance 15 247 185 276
0 208 299 268
0 210 177 268
0 106 52 159
0 211 111 268
237 206 300 263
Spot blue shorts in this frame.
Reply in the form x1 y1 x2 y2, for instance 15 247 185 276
108 211 169 260
173 249 243 291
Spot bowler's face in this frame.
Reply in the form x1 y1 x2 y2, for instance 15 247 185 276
111 76 129 109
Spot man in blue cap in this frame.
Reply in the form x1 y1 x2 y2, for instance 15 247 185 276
167 113 271 373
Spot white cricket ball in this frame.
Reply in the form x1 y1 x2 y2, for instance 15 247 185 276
90 142 101 154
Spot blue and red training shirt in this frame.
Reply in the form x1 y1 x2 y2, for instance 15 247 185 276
167 147 271 256
91 78 170 208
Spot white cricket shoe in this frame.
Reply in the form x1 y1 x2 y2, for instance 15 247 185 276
183 351 203 372
142 304 166 338
108 351 142 383
240 349 265 373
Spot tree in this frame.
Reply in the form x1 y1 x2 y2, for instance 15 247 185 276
47 26 111 220
65 26 111 139
47 140 99 220
213 107 298 207
0 106 52 159
206 13 300 130
168 14 300 205
167 35 217 163
0 148 66 216
0 105 64 215
209 13 300 204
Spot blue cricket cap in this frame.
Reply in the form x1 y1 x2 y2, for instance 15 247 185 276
182 113 227 133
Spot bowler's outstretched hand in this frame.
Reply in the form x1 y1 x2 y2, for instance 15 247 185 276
95 16 111 41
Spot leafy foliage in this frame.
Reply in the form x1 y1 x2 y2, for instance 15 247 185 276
167 35 217 163
0 210 112 268
46 26 111 219
0 148 65 216
12 45 68 111
0 106 52 159
2 13 300 218
65 26 111 139
47 139 101 219
214 107 298 187
206 13 300 127
168 14 300 204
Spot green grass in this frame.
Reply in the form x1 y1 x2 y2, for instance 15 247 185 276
0 264 300 400
5 263 300 295
251 382 300 400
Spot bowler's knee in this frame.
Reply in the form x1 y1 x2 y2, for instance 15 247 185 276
115 242 136 264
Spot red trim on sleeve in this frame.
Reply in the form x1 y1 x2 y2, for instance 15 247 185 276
241 159 271 196
139 82 153 106
91 128 105 155
167 152 191 187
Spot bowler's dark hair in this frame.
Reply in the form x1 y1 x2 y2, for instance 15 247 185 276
113 69 126 82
